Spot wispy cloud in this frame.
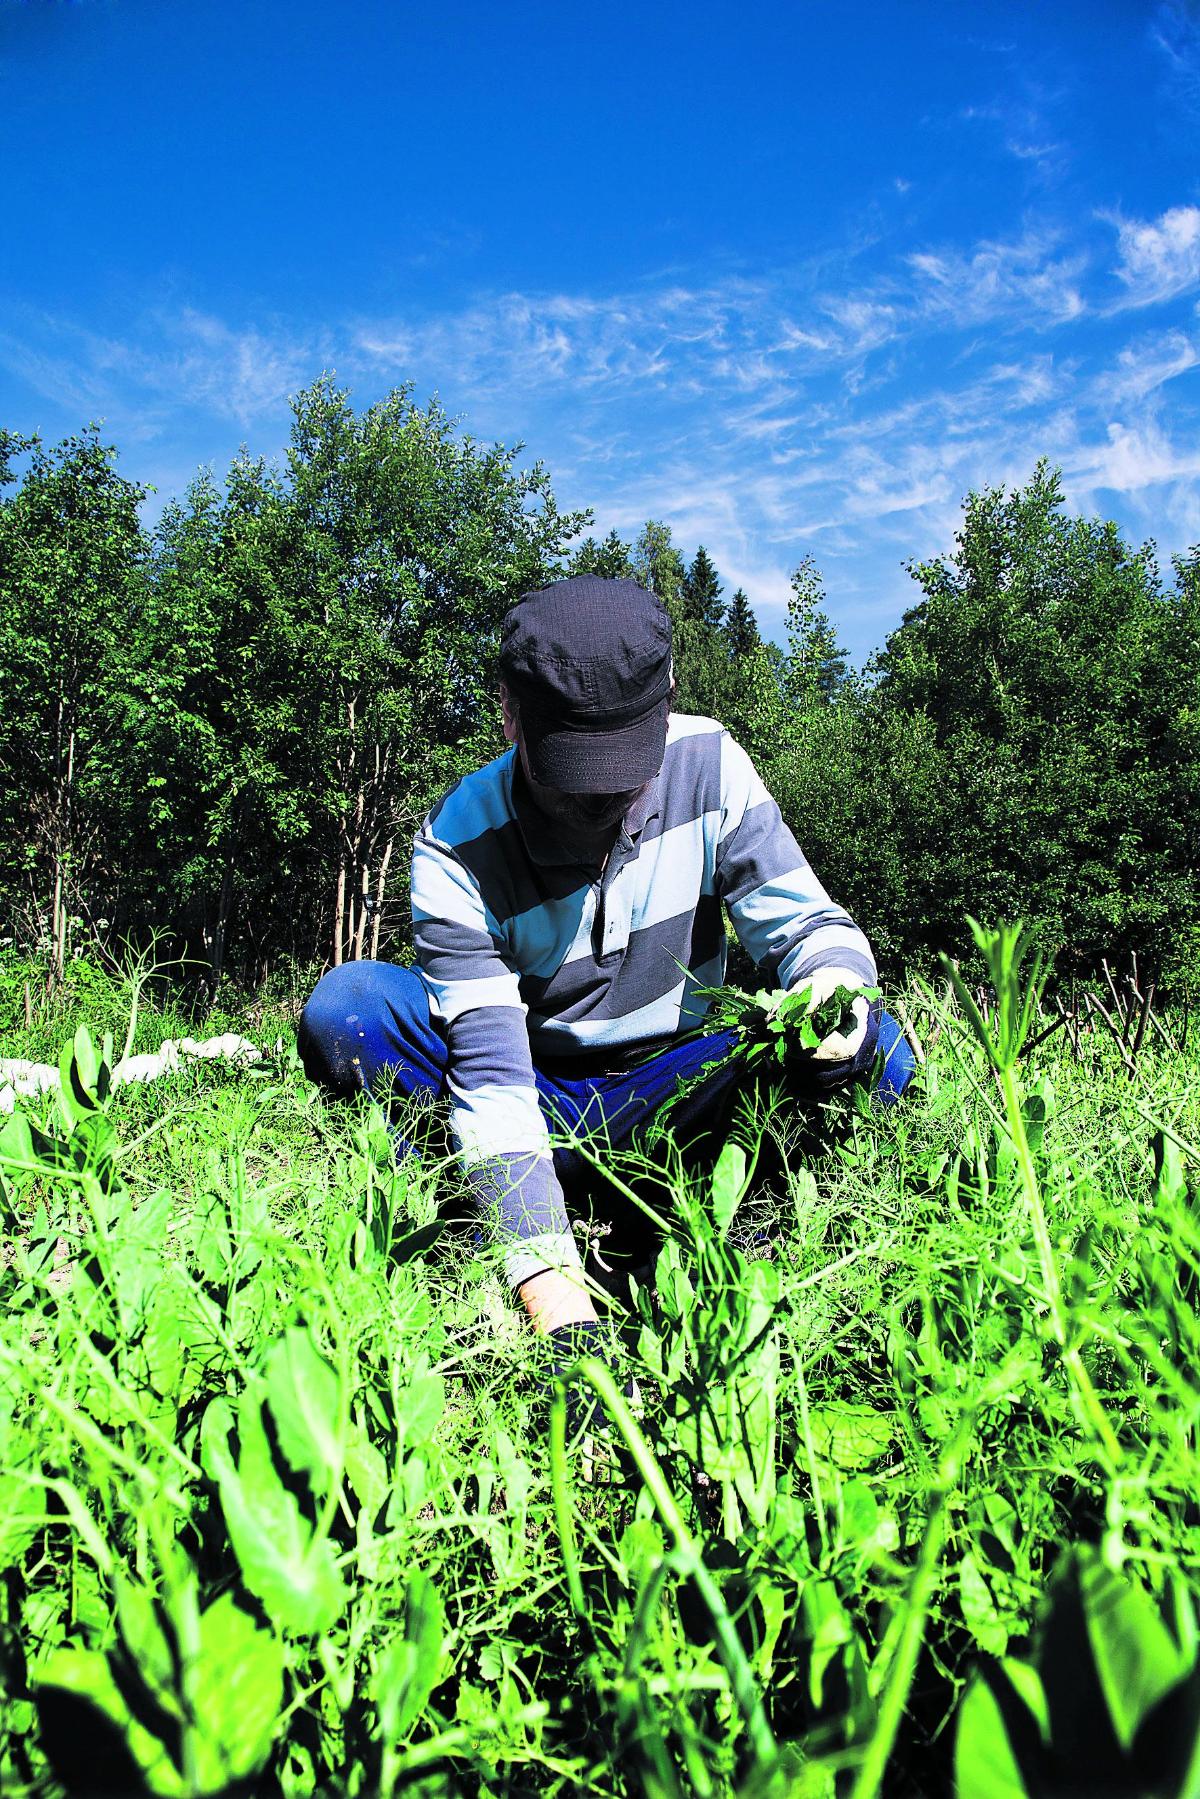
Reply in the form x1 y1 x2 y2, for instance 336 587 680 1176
906 231 1085 326
353 222 1093 427
957 88 1069 177
1151 2 1200 111
1077 418 1200 493
1109 205 1200 309
1099 328 1199 402
0 305 324 436
3 198 1199 661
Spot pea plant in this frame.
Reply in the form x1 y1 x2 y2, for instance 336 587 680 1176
0 927 1198 1797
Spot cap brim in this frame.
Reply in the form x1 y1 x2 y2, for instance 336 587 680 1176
522 699 669 793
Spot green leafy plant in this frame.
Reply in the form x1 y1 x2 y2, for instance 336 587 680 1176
1 935 1199 1795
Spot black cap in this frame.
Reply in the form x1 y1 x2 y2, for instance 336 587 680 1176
499 575 673 793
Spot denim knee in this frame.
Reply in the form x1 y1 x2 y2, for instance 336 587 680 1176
298 959 446 1104
298 962 378 1093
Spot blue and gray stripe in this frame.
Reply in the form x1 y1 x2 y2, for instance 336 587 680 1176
410 715 877 1285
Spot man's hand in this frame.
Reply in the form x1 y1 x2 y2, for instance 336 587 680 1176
547 1320 640 1485
802 966 871 1064
518 1266 598 1334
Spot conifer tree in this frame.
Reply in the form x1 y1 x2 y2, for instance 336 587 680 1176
567 529 633 579
682 544 726 629
724 587 761 658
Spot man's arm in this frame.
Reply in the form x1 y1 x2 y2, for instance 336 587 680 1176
711 731 879 1078
411 824 595 1327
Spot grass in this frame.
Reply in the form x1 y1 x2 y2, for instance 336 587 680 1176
1 939 1199 1797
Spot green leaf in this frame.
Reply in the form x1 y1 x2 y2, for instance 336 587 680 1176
807 1402 896 1471
954 1666 1037 1799
263 1326 343 1499
838 1478 879 1550
189 1594 284 1787
114 1575 176 1703
0 1107 35 1171
142 1278 187 1400
0 1471 45 1564
711 1139 748 1240
1154 1131 1188 1207
66 1109 121 1189
375 1571 446 1744
801 1577 853 1709
345 1423 389 1520
35 1598 282 1797
57 1028 100 1129
655 1240 694 1320
35 1647 182 1796
399 1362 445 1445
71 1025 100 1100
0 1110 37 1218
959 1551 1008 1657
190 1191 233 1286
201 1393 346 1635
1078 1550 1192 1751
391 1219 446 1265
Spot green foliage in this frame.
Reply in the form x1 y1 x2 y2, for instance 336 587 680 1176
0 386 587 988
954 1548 1200 1797
567 528 635 579
724 587 761 658
785 559 849 705
632 518 686 611
2 409 1197 999
0 427 150 966
681 545 726 630
870 462 1200 977
698 976 881 1071
756 468 1200 985
6 930 1196 1793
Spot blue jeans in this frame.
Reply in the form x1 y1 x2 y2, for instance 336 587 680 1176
298 961 916 1199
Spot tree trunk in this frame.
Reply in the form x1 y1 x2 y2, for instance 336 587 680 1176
368 835 395 961
332 859 347 968
346 772 366 959
51 725 76 985
50 861 65 986
209 858 235 998
352 867 370 962
331 694 361 967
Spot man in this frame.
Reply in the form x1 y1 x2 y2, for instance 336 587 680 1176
299 575 914 1349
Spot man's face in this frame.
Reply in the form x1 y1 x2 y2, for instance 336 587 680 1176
500 683 652 844
520 765 645 836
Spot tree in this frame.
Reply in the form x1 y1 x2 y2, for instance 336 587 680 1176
632 519 686 614
567 529 633 579
724 588 761 658
0 428 150 979
72 379 590 989
109 455 329 991
681 545 725 630
783 559 848 706
871 461 1198 974
284 378 588 967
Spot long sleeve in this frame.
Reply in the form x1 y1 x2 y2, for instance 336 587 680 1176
713 731 877 993
410 824 582 1289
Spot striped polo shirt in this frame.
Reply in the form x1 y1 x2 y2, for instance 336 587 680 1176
410 713 876 1286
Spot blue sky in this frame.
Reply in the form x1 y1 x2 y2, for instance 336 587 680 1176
2 0 1199 662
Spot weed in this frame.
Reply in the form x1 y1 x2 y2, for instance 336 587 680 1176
0 938 1198 1795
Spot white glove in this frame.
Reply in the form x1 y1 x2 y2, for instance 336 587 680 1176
801 966 871 1063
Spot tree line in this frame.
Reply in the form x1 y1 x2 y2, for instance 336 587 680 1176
2 378 1197 998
